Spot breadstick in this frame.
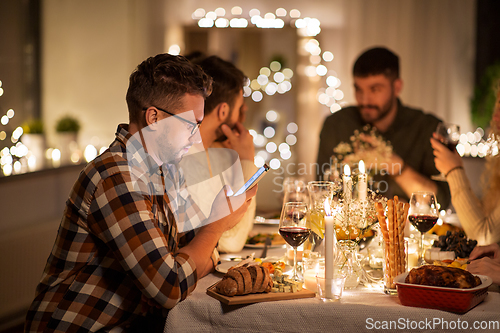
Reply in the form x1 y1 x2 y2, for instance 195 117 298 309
375 202 389 241
400 203 409 271
387 199 396 288
396 202 405 275
393 197 400 276
375 202 390 286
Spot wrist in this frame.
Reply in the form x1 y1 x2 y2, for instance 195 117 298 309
200 223 225 238
240 149 255 161
445 166 464 178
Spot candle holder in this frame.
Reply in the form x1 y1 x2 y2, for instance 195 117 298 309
332 180 388 288
306 175 387 289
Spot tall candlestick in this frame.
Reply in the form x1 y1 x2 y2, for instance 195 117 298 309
343 164 352 203
324 200 335 298
358 160 367 201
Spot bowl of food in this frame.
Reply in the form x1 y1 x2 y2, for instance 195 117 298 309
395 266 492 314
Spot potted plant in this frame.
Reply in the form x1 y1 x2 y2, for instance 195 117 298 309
22 118 44 135
56 115 81 133
21 118 46 170
55 115 81 164
471 61 500 130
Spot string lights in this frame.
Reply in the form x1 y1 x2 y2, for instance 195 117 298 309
186 6 344 169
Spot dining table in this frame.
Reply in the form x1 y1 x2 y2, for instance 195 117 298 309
164 245 500 333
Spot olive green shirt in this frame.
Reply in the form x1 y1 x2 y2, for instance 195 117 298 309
316 99 451 208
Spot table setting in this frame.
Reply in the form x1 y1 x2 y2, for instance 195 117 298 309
164 162 500 332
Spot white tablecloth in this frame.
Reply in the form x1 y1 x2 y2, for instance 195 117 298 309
165 248 500 333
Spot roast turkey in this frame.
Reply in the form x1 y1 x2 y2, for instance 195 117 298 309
405 265 481 289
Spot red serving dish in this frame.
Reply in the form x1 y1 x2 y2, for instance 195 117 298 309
395 272 492 314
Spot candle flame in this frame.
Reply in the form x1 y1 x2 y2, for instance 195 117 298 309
323 199 332 216
344 164 351 176
359 160 365 174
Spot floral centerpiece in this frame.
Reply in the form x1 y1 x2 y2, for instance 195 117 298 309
334 189 386 243
329 124 393 179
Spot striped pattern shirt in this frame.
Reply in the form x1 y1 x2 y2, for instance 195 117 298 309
25 124 215 332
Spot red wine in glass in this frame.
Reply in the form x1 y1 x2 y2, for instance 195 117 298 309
279 226 311 247
445 140 458 152
441 140 458 151
435 123 460 152
280 202 308 281
408 215 438 233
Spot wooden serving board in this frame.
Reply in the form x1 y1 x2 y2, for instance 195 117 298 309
206 284 316 305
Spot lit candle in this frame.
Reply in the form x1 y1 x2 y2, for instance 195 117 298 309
343 164 352 203
358 160 367 201
324 200 336 298
304 268 320 292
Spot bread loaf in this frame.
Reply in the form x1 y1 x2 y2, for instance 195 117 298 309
215 263 272 296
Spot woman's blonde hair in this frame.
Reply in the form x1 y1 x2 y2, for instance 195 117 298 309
481 81 500 214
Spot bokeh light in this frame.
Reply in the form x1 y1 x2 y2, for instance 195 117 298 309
231 6 243 15
266 142 277 153
287 122 298 133
270 61 281 72
269 158 281 170
286 134 297 146
263 126 276 138
251 91 263 102
266 110 279 122
323 51 334 62
290 9 301 18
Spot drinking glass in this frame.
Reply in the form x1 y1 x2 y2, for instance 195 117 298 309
282 177 309 205
307 181 338 239
279 202 311 281
408 192 439 266
432 122 461 181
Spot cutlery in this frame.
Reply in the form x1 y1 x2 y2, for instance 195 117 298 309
261 236 271 258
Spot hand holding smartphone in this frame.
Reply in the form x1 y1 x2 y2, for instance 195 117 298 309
230 164 269 196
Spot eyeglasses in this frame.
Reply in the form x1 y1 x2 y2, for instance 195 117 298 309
143 106 202 135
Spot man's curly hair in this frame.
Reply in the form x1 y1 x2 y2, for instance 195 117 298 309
126 53 213 125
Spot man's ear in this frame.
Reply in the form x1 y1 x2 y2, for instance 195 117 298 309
393 78 403 97
144 107 159 129
217 102 230 121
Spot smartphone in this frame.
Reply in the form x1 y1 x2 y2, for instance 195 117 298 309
232 164 270 196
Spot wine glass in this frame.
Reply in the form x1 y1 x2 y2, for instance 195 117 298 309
279 202 311 281
431 122 461 181
408 192 439 266
282 177 309 205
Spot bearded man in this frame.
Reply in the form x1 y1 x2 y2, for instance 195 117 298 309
316 47 451 207
182 54 257 253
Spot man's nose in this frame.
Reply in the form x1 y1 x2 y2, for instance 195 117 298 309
359 92 373 105
190 130 202 144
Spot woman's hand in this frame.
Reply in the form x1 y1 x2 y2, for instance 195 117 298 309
467 244 500 285
469 243 500 261
467 257 500 285
430 134 463 175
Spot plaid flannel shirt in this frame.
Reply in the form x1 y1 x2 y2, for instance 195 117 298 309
25 124 216 332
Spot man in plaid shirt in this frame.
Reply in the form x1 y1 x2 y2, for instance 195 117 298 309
25 54 257 332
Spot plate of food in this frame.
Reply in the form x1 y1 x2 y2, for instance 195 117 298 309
254 216 280 225
216 258 290 274
395 265 492 314
216 261 239 274
208 260 315 305
431 230 477 259
245 232 286 248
